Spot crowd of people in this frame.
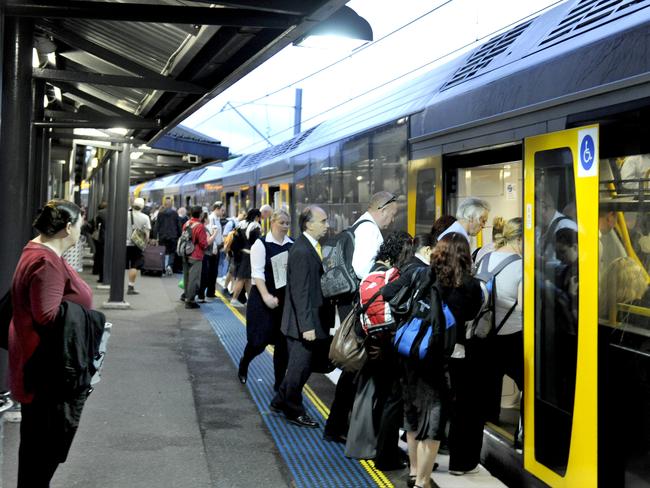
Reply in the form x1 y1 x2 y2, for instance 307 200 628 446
9 178 649 488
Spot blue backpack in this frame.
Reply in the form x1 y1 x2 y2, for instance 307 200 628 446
393 284 457 361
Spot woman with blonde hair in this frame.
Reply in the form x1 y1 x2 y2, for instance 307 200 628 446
238 209 293 390
474 216 506 263
475 217 524 429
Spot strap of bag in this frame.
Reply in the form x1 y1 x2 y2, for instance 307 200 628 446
494 299 518 335
360 288 383 314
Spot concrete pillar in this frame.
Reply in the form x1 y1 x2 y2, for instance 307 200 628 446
102 155 116 286
104 144 131 308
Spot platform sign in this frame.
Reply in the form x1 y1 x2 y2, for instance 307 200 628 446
578 128 598 178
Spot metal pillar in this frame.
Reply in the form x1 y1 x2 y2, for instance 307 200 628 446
0 16 35 293
104 144 131 307
40 130 51 203
294 87 302 136
30 80 46 208
102 154 116 286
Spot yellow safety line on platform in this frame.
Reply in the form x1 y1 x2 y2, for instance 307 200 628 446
213 289 394 488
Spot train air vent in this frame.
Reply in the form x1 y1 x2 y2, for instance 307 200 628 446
230 125 319 172
537 0 650 50
441 20 533 91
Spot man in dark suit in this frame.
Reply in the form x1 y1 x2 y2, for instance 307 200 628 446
270 206 332 428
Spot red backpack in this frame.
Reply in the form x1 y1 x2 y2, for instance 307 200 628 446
359 267 400 336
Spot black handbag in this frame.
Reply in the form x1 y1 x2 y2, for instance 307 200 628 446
387 265 430 317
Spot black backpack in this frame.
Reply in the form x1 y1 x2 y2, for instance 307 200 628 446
320 220 374 298
468 252 521 339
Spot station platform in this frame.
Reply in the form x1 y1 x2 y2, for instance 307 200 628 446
2 269 508 488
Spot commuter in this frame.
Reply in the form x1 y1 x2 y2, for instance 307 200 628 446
126 197 151 295
260 203 273 220
599 209 628 318
92 200 107 282
270 206 333 428
224 209 247 295
435 233 492 477
430 215 456 243
537 192 577 262
238 209 293 390
605 256 648 316
9 199 104 487
345 231 414 467
230 209 262 307
204 202 225 298
474 216 505 263
154 197 181 276
178 206 189 227
197 212 218 303
556 228 579 327
182 205 214 309
437 197 490 243
477 218 524 425
324 191 398 444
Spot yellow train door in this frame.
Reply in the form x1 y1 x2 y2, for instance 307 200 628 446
523 125 599 487
407 155 442 236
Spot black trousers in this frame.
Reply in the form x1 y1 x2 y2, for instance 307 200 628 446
485 331 523 423
373 353 404 464
240 330 288 390
448 343 489 472
273 336 321 419
199 253 219 299
92 240 104 281
18 401 61 488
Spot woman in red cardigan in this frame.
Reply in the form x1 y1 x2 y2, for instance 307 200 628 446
9 199 93 487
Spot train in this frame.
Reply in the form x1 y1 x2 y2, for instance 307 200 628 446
132 1 650 486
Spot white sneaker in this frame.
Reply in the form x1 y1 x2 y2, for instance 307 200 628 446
205 297 215 303
230 299 244 307
165 266 173 276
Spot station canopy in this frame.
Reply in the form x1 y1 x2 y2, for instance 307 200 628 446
7 0 349 181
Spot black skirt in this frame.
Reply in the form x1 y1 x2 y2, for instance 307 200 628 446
401 361 448 441
245 286 283 348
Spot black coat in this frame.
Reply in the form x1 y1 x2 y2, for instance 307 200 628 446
23 301 106 462
155 207 181 240
281 234 334 340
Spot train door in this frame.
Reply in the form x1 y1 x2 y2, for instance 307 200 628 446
523 126 599 488
443 144 524 442
408 155 442 236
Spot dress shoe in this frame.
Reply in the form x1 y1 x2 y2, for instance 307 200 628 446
237 363 248 384
185 301 200 309
287 415 319 428
269 401 283 414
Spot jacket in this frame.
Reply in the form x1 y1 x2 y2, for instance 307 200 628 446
154 207 180 240
23 301 106 462
281 234 334 340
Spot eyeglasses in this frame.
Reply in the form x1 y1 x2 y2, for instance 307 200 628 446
378 195 397 210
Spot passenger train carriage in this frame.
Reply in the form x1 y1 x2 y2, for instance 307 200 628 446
135 1 650 486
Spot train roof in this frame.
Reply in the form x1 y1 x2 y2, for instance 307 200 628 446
187 0 650 185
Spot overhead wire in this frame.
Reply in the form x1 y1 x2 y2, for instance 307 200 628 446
235 0 567 155
191 0 455 129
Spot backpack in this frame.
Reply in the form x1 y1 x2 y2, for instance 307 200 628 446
176 222 197 257
469 252 522 339
393 284 456 361
321 219 374 298
359 267 399 336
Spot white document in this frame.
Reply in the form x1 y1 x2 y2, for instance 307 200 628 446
271 251 289 289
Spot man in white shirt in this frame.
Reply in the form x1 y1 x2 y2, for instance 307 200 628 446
204 202 224 300
324 191 399 446
126 197 152 295
438 197 490 244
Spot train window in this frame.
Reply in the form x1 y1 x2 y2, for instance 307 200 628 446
310 146 334 204
533 148 578 476
370 123 408 231
342 134 371 204
598 153 650 487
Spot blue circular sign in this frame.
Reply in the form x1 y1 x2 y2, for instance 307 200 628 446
580 135 595 171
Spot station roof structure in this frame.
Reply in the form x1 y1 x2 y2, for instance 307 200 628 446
6 0 350 181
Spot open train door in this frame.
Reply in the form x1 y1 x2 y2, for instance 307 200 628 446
523 125 599 487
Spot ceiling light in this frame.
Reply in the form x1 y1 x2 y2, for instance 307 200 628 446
47 52 57 66
131 152 143 160
32 48 40 68
294 6 373 51
107 127 128 136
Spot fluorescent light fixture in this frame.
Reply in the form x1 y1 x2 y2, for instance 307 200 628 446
356 175 363 181
91 157 99 168
130 151 143 160
47 52 57 66
294 6 372 51
32 48 40 68
43 95 49 108
53 86 62 102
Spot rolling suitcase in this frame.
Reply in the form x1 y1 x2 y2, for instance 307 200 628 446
142 245 165 276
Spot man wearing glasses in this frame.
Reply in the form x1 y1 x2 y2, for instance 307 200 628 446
324 191 399 449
